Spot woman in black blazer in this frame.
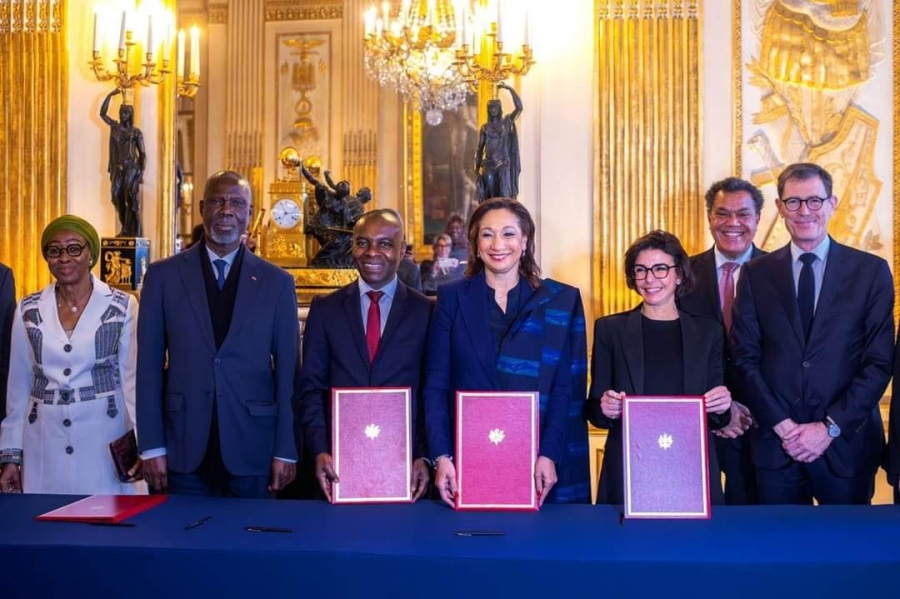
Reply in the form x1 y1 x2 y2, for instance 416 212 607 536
585 231 732 505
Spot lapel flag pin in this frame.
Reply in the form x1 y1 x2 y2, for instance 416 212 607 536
251 275 258 281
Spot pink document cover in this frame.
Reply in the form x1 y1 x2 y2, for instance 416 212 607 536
36 494 168 523
332 387 412 504
623 396 710 519
455 391 538 511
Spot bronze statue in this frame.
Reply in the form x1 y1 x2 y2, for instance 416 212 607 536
100 89 146 237
300 165 372 268
475 82 522 203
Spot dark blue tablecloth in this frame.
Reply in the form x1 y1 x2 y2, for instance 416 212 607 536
1 494 898 598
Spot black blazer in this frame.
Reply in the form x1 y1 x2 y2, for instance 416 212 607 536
585 307 728 505
0 263 15 420
296 280 433 461
731 239 894 478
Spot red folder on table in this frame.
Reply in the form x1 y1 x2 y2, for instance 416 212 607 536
36 494 168 523
455 391 538 511
623 395 710 519
332 387 412 504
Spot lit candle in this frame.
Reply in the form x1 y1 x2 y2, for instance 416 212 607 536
190 26 199 79
118 11 127 50
496 0 503 44
92 11 99 53
524 8 530 46
177 29 185 79
147 15 154 56
382 2 390 28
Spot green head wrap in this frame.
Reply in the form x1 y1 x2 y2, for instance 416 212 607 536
41 215 101 268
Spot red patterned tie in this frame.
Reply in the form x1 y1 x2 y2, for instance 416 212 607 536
366 290 384 363
720 262 738 332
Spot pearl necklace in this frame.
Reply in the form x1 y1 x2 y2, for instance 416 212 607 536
56 284 92 314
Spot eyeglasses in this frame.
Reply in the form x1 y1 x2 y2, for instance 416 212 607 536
632 263 676 280
780 196 828 212
44 243 88 259
711 209 757 223
205 197 249 210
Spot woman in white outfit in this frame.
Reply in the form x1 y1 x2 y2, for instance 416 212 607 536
0 215 145 494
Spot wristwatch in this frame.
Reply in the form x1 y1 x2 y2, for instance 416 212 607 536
823 416 841 438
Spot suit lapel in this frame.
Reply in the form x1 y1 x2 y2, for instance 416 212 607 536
808 239 847 343
458 275 498 386
772 245 805 347
342 281 371 368
621 308 645 395
179 246 216 351
222 249 264 347
697 250 723 324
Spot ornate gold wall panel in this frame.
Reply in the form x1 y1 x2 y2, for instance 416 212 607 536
341 0 378 201
0 0 67 297
265 0 342 21
224 0 265 179
156 0 177 259
593 0 703 318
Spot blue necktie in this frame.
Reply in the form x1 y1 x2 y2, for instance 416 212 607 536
214 259 227 290
798 253 816 340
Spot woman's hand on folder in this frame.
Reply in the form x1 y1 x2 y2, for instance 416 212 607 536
410 458 431 502
534 456 557 507
0 463 21 493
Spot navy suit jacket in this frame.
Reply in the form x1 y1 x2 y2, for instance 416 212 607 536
136 244 299 475
731 239 894 477
424 273 591 504
585 307 728 504
0 263 15 421
296 280 432 460
889 339 900 488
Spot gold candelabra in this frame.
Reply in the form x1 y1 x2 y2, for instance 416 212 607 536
454 25 534 94
89 9 200 100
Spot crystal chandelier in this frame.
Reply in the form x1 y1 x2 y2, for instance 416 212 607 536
364 0 471 126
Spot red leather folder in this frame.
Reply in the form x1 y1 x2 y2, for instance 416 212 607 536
623 395 710 519
36 494 168 523
332 387 412 504
455 391 538 511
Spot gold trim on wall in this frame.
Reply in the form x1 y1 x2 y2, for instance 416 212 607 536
592 0 704 318
403 104 426 260
156 0 177 259
0 0 68 297
894 2 899 323
208 3 228 25
265 0 343 22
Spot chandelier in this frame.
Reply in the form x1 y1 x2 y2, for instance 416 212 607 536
364 0 470 125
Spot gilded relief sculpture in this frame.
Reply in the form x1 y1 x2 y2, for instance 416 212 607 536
745 0 886 253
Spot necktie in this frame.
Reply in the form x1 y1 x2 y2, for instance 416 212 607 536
214 259 227 290
719 262 738 332
366 290 384 363
798 253 817 340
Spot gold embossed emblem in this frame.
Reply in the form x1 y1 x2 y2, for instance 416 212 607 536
488 429 505 446
364 424 381 440
658 434 673 450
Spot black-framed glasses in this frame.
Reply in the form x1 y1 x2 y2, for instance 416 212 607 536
206 197 249 210
780 196 827 212
44 243 88 259
632 263 676 280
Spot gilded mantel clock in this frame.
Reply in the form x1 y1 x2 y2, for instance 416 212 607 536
265 179 309 267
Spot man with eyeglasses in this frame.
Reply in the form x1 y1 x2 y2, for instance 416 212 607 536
137 170 300 499
679 177 766 505
731 162 894 505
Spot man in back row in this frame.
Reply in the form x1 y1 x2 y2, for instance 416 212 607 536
731 162 894 505
680 176 765 504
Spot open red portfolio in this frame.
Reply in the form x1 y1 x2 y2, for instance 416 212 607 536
36 494 168 523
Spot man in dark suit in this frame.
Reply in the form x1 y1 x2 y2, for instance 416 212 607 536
731 163 894 504
0 262 15 423
297 209 432 502
889 341 900 504
679 177 764 505
137 171 299 498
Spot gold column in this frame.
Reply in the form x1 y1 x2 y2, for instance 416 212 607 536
0 0 67 297
593 0 703 318
342 0 379 198
224 0 265 179
156 0 177 258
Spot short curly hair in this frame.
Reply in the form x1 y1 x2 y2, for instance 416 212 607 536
623 230 694 297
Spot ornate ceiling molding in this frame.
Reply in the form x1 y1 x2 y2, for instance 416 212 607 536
265 0 343 22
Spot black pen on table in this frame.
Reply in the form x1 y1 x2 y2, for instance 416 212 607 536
454 531 505 537
90 521 136 528
185 516 212 530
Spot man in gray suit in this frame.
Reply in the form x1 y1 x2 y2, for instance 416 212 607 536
137 171 298 498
